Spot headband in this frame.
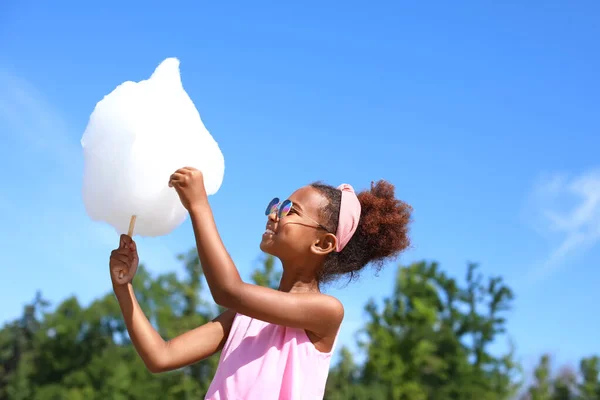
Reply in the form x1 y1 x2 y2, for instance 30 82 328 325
335 184 362 252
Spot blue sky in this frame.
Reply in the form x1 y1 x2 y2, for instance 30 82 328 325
1 0 598 375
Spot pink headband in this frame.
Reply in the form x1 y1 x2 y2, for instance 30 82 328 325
335 184 362 252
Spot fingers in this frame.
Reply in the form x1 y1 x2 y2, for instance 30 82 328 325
113 253 131 265
110 243 138 285
119 234 137 249
113 266 132 284
169 167 203 187
111 249 133 264
169 172 185 188
112 246 134 258
120 234 131 249
110 256 132 281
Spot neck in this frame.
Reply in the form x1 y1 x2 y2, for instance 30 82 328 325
277 260 320 293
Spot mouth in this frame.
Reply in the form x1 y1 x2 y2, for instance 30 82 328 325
263 228 275 236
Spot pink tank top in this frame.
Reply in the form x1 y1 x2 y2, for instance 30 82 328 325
205 313 338 399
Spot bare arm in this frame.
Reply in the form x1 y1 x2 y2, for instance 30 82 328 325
169 167 344 338
114 283 236 373
188 202 344 338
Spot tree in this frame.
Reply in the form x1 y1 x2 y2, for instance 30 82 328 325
527 354 554 400
0 251 287 399
250 254 280 290
578 356 600 399
0 291 48 400
345 261 521 399
2 252 598 400
520 354 600 400
0 251 220 399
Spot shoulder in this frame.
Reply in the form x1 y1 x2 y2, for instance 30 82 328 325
299 291 344 316
302 293 344 349
309 293 345 331
322 294 344 319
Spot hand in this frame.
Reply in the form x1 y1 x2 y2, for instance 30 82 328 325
110 234 139 287
169 167 207 211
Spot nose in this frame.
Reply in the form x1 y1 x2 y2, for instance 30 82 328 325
268 211 278 222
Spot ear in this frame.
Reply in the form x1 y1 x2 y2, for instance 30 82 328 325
310 232 337 256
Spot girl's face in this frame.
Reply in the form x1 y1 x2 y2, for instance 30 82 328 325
259 186 337 262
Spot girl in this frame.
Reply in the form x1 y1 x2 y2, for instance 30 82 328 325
110 167 412 399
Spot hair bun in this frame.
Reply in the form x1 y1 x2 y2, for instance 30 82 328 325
312 180 413 284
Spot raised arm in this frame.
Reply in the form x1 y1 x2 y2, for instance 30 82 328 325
114 284 236 373
169 168 344 338
110 235 236 373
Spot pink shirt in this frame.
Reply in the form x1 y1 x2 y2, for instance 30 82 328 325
205 313 338 399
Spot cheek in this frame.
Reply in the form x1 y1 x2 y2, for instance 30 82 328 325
279 223 315 247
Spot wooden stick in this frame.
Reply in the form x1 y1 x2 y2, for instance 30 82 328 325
119 215 137 279
127 215 137 237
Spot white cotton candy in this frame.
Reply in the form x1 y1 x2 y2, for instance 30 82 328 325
81 57 224 237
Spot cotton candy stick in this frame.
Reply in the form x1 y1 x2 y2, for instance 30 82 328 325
128 215 137 237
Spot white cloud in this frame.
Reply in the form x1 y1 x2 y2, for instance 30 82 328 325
0 66 102 247
526 169 600 282
0 67 76 163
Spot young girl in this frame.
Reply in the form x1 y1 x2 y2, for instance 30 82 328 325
109 167 412 399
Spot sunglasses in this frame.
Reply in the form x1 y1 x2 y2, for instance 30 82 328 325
265 198 331 232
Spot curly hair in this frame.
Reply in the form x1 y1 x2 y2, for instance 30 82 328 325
310 180 412 283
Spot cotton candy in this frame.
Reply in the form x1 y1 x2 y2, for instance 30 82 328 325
81 57 224 237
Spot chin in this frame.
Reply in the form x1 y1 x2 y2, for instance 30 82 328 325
260 236 281 257
259 238 272 253
259 242 274 255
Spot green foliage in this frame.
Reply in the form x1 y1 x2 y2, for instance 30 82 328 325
250 254 280 290
326 261 523 400
0 253 597 399
521 354 600 400
0 253 222 400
